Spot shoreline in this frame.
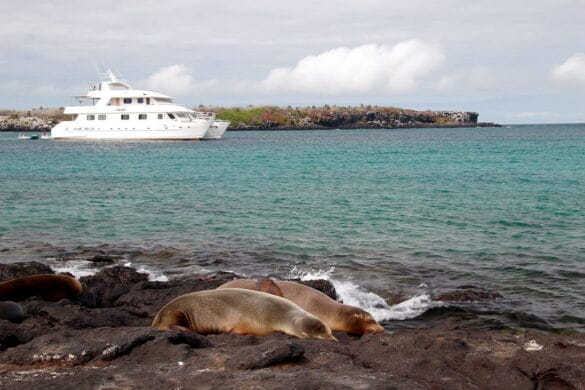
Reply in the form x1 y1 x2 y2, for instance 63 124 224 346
1 262 584 388
1 105 501 133
226 122 502 131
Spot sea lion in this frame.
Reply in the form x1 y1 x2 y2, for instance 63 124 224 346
0 274 83 302
218 279 385 334
152 288 336 340
0 301 24 323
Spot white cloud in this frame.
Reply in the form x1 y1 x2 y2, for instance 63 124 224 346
260 40 445 95
141 65 217 97
552 53 585 83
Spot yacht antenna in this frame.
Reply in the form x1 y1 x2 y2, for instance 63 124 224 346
94 64 102 80
114 67 126 83
104 68 119 82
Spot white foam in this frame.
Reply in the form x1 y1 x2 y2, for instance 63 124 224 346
48 257 169 282
123 261 169 282
288 266 336 281
524 340 543 352
288 267 435 322
50 260 100 279
332 279 434 322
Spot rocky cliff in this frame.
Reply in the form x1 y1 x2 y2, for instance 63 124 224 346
0 109 62 132
211 105 492 130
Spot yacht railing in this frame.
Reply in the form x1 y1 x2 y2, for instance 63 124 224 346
190 112 216 120
69 96 98 106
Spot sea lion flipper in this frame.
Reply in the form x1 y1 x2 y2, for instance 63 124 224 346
256 279 283 297
170 325 192 333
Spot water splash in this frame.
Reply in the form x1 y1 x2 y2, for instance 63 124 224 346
123 261 169 282
289 267 434 322
288 265 336 280
50 260 99 279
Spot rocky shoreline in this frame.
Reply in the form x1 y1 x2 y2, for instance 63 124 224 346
0 117 54 132
214 105 502 130
227 121 502 131
1 261 583 389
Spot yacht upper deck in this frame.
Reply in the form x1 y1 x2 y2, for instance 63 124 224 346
64 70 187 114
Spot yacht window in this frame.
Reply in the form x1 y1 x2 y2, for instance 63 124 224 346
157 114 163 119
87 115 95 120
137 98 144 104
98 114 106 120
121 114 130 120
156 98 173 104
176 113 189 119
138 114 147 120
167 113 176 119
146 98 151 105
123 98 132 104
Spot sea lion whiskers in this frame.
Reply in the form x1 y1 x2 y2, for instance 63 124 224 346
337 306 384 334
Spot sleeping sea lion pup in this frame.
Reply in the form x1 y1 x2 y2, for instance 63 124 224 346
0 301 24 323
152 288 336 340
0 274 83 302
218 279 385 334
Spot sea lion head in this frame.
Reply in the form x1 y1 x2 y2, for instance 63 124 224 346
294 315 337 340
40 275 84 301
340 306 384 334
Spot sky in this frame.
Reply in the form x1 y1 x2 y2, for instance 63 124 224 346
0 0 584 123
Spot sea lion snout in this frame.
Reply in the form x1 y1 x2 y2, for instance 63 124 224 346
294 316 336 341
342 308 385 334
365 324 385 334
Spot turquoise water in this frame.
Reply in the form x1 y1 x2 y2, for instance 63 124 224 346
1 125 584 330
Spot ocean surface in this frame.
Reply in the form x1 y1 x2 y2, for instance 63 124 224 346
1 125 584 332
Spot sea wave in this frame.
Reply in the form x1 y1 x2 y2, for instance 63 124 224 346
289 266 435 322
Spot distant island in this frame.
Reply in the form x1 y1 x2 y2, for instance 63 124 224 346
0 105 500 132
210 105 500 130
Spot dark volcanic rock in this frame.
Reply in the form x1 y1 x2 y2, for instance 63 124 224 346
226 339 305 369
0 261 54 281
167 330 213 348
54 249 123 265
79 266 149 307
21 300 147 328
88 255 120 264
0 321 28 350
0 327 156 366
100 331 156 361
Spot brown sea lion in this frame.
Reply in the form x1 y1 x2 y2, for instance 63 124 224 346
0 274 83 302
0 301 24 323
152 288 336 340
218 279 385 334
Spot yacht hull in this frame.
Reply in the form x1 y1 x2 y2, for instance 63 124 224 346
202 120 230 140
51 119 212 140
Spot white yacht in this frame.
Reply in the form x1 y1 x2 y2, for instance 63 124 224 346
51 70 214 140
203 120 230 140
